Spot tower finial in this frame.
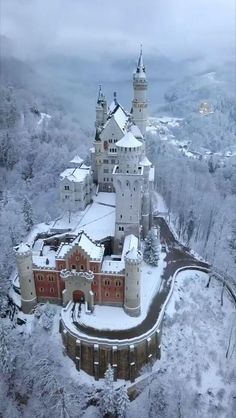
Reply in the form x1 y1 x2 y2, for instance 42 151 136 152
137 44 145 73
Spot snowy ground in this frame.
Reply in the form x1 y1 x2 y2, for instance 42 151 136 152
71 252 166 331
127 270 236 418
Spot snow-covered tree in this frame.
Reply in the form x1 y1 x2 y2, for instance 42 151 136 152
143 228 160 266
22 197 34 232
99 364 116 417
116 385 130 418
0 323 15 376
40 302 55 330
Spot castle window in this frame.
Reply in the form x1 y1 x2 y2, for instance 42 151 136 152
116 280 121 287
65 195 69 199
116 293 120 298
48 276 55 282
104 168 109 173
137 294 139 298
50 288 54 293
103 159 108 164
80 265 84 270
29 279 31 283
71 265 76 270
137 281 139 285
94 292 97 297
104 178 106 182
37 275 43 281
104 279 110 286
120 214 122 219
64 185 69 190
39 287 44 292
93 280 97 285
105 292 109 297
76 256 80 261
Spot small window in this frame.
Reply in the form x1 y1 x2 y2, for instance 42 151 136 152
116 293 120 298
29 279 31 283
94 292 97 297
93 280 97 285
71 265 76 270
116 280 121 287
105 292 109 297
80 265 84 270
64 185 69 190
50 288 54 293
39 287 44 292
38 275 43 281
48 276 55 282
120 214 122 219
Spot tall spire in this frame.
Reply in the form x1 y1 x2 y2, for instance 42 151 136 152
136 44 145 74
97 84 103 103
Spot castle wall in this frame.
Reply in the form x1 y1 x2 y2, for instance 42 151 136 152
60 320 162 381
34 270 64 302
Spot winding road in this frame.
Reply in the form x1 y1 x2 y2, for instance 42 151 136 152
72 217 210 340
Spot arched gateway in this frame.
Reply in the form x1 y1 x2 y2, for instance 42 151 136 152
73 290 85 303
61 269 94 310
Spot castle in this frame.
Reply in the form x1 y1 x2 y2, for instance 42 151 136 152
14 48 155 321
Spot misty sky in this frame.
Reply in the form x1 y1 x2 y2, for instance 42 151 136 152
1 0 235 62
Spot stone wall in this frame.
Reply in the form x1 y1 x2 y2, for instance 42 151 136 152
60 319 162 382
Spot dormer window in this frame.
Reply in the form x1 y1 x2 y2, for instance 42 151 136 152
65 185 69 190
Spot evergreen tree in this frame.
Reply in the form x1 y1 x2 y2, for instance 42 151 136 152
116 385 130 418
99 364 116 417
143 228 160 266
22 197 34 232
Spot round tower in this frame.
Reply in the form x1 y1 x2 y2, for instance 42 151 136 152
124 247 142 317
132 46 148 139
116 131 143 174
14 243 37 314
113 132 143 251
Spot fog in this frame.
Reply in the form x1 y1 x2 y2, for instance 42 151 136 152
1 0 235 62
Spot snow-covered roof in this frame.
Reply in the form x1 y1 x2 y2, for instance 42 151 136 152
140 156 152 167
33 255 56 268
122 234 138 259
60 167 90 183
102 257 124 273
73 233 104 261
130 124 143 139
57 232 104 261
125 247 142 261
113 106 129 132
116 131 143 149
70 155 83 165
15 243 31 254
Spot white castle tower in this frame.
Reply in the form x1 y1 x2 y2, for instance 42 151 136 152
14 243 37 314
132 46 148 138
124 246 142 316
113 131 143 252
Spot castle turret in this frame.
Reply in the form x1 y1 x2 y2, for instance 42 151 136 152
132 46 148 139
124 247 142 317
113 131 143 252
14 243 37 313
95 85 107 130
